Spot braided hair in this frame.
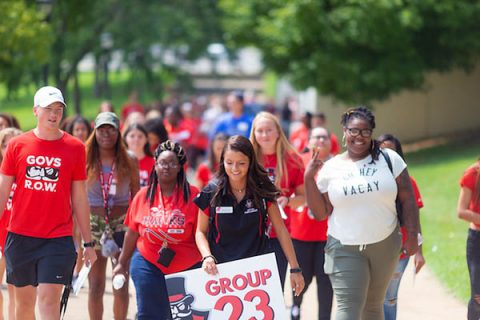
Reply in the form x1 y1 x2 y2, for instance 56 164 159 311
341 106 380 162
146 140 190 206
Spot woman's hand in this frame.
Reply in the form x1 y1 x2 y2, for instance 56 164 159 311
112 261 127 278
414 251 425 274
304 149 324 180
402 233 419 257
290 273 305 296
202 256 218 275
83 247 97 268
277 196 290 209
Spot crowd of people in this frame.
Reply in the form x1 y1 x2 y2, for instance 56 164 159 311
3 84 468 320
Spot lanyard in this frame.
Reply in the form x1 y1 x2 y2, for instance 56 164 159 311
99 161 115 224
146 185 179 247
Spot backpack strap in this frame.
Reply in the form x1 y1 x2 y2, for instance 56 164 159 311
379 148 404 226
380 148 393 175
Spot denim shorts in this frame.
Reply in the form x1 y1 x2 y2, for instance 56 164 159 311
5 232 76 287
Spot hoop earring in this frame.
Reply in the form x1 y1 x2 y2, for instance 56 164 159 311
342 134 346 147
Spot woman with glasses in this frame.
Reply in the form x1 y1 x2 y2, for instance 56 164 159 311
113 141 201 319
85 112 140 320
304 106 420 320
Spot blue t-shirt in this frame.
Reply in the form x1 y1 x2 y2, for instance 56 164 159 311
209 112 254 140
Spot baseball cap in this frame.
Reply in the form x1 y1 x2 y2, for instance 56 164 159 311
95 112 120 129
34 86 66 108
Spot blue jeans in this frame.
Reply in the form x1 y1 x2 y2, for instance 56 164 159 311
383 257 409 320
467 228 480 320
130 250 172 320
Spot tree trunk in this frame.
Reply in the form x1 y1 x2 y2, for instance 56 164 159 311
73 68 81 115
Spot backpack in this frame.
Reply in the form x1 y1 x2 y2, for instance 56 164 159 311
379 149 404 226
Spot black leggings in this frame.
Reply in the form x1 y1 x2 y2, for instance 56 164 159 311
467 228 480 320
292 239 333 320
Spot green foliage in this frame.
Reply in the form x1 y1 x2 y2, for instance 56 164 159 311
407 138 480 302
220 0 480 104
0 0 51 95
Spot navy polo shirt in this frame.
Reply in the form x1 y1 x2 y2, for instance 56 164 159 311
194 182 271 263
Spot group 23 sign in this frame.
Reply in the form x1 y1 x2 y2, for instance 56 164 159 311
165 253 288 319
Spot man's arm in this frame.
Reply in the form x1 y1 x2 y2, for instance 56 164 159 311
0 174 14 219
71 180 97 266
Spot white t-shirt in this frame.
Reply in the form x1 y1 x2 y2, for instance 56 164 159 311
316 148 406 245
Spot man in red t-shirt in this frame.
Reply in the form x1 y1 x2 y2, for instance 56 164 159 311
0 86 97 319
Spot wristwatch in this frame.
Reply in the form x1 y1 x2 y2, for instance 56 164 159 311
290 267 302 274
83 240 96 248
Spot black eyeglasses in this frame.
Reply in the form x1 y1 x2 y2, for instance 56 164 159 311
156 162 179 169
346 128 373 138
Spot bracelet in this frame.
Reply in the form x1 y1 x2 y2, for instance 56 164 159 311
202 255 217 263
290 267 302 274
83 240 96 248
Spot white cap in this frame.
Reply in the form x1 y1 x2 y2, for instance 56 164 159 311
33 86 66 108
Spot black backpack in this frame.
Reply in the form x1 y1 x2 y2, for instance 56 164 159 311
379 149 404 226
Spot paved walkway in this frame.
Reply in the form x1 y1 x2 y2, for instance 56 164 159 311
0 260 466 319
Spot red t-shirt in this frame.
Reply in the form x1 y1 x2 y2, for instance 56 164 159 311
399 177 424 259
330 133 340 155
124 185 201 274
289 123 309 153
0 131 86 238
460 164 480 223
121 102 144 120
290 151 328 241
164 119 195 148
262 152 305 238
138 156 155 187
195 162 216 189
0 183 16 253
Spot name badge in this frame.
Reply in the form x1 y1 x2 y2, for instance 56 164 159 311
216 206 233 214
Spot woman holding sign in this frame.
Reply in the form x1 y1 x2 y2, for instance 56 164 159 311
114 140 201 320
194 135 305 297
304 107 419 320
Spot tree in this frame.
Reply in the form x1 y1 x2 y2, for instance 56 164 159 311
0 0 51 97
220 0 480 104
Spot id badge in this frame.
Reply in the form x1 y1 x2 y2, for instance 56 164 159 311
109 181 117 196
216 206 233 214
158 246 176 267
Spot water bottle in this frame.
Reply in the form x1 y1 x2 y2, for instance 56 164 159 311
112 274 126 290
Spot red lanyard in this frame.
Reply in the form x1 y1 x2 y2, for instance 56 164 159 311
99 161 115 224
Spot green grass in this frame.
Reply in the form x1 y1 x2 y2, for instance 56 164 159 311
0 71 156 129
406 137 479 303
2 71 472 301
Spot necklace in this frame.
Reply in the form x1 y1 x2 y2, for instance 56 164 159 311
232 186 246 193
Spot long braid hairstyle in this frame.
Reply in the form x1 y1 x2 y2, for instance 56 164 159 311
341 106 380 163
146 140 189 206
211 135 279 210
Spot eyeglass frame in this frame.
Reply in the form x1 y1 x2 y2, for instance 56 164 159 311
345 127 373 138
155 161 180 169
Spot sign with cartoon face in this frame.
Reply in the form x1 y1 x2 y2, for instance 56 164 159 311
165 253 287 320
